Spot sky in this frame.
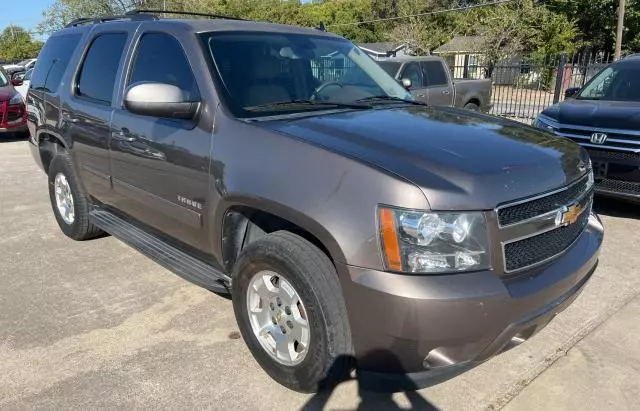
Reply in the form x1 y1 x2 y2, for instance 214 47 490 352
0 0 55 37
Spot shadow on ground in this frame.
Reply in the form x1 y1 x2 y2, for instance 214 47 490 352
594 196 639 219
300 352 438 411
0 134 29 143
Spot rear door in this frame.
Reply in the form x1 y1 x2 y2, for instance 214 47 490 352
422 60 454 106
63 28 132 201
27 32 83 147
399 62 428 103
109 29 213 253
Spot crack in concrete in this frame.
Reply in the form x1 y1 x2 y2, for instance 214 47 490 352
489 290 640 410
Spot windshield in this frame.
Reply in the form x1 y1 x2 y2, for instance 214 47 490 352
201 32 412 117
0 70 8 87
378 61 401 78
23 69 33 81
578 64 640 101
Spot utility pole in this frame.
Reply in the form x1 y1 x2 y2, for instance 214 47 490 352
615 0 626 60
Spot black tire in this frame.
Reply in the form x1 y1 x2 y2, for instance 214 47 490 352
232 231 352 393
464 102 480 111
48 151 103 240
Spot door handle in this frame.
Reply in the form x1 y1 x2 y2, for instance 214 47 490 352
63 114 79 124
112 128 136 142
416 94 426 98
442 90 451 95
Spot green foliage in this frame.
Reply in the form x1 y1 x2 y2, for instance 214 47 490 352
34 0 584 55
0 26 43 62
543 0 640 53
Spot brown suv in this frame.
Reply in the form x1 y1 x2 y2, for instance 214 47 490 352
27 11 603 392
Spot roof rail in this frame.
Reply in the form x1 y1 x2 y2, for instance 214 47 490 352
65 13 157 28
127 9 246 21
623 53 640 60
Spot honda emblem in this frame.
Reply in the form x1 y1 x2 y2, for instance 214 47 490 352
590 132 608 145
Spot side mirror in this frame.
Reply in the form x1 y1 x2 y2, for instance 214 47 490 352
11 78 23 87
565 87 580 99
124 83 200 120
401 78 412 90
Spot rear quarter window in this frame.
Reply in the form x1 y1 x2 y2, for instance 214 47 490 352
30 33 82 93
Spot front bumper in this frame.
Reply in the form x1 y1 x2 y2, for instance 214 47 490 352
337 213 603 391
587 148 640 203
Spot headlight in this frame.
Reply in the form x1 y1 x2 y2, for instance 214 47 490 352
533 116 557 133
9 93 24 105
379 207 491 274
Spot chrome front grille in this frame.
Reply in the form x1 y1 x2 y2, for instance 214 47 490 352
497 174 591 226
497 173 594 273
555 124 640 153
504 209 590 272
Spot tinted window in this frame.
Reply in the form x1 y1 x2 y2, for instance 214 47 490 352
129 33 199 100
378 61 401 77
578 65 640 101
76 33 127 104
402 63 423 87
422 61 448 87
30 34 81 93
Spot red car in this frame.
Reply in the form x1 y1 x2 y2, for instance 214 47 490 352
0 67 28 137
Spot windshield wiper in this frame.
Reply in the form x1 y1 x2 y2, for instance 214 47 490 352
355 96 428 106
246 99 372 111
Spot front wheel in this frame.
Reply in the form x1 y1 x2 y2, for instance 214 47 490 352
232 231 352 392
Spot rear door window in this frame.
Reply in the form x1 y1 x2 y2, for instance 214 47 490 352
30 34 82 93
76 33 128 104
128 33 199 100
422 61 448 87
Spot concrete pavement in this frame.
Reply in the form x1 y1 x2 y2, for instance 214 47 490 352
1 139 639 410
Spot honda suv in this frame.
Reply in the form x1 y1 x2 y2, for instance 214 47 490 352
535 55 640 202
28 12 603 392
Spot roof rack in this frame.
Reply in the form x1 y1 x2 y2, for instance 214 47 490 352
65 13 157 28
127 9 246 21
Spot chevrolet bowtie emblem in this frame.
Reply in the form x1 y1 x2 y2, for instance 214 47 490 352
557 203 584 227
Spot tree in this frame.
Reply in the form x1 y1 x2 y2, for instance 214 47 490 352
542 0 640 53
38 0 162 33
0 26 43 62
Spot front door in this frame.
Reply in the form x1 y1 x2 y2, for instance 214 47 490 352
400 62 428 103
422 61 454 106
109 30 213 253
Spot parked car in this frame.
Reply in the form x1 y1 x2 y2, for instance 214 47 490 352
0 67 28 137
2 58 37 76
377 56 493 111
14 68 32 100
28 12 603 393
534 55 640 203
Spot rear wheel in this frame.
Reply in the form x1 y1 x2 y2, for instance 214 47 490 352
48 152 103 240
464 102 480 111
232 231 352 392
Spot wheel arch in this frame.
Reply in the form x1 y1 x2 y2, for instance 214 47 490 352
218 197 347 275
37 132 68 173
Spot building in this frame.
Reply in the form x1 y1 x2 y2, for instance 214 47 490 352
433 36 488 79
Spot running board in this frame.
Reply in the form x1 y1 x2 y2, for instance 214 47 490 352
89 207 231 294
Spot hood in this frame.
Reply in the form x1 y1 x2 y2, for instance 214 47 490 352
0 85 17 101
259 106 589 210
542 99 640 130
